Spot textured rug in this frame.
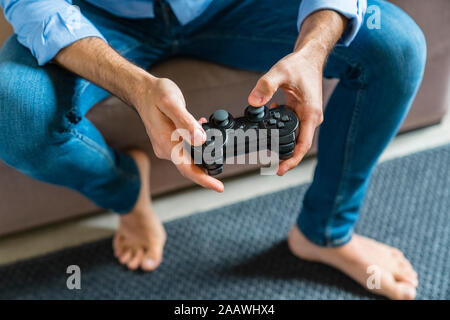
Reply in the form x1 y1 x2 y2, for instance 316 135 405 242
0 145 449 300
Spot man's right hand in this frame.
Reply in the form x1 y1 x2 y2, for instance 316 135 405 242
55 37 223 192
133 76 224 193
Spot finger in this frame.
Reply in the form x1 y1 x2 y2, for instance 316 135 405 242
177 162 224 192
269 102 279 109
277 118 316 176
248 70 283 107
159 96 206 146
198 117 207 124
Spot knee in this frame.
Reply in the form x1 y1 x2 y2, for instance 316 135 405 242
0 63 62 171
363 2 427 93
389 17 427 80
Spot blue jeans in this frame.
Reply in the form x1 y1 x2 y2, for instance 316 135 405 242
0 0 426 246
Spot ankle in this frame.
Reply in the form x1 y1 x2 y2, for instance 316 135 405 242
287 225 323 262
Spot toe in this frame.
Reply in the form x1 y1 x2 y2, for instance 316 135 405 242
127 248 144 270
394 256 418 287
119 249 133 265
394 265 418 287
380 273 417 300
141 249 162 272
392 282 417 300
113 235 123 258
398 257 417 275
141 257 158 272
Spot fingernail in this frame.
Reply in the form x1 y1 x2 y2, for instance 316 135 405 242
143 258 155 269
250 90 264 103
192 128 206 145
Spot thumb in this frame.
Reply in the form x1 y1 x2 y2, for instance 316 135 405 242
248 71 282 107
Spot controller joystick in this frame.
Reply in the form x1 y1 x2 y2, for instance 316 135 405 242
245 105 265 122
211 109 230 127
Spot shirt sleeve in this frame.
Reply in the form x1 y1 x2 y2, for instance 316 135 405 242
297 0 367 46
1 0 106 65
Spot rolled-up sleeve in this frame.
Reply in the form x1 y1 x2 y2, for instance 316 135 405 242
1 0 106 65
297 0 367 46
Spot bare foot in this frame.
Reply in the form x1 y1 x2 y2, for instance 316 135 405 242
113 149 167 272
287 225 418 300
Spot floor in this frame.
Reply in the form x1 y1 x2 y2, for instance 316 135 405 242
1 112 449 266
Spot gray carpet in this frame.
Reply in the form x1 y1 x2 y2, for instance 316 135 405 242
0 144 449 300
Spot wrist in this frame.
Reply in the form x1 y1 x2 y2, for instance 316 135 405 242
294 39 328 66
126 69 158 111
293 9 348 68
290 42 327 74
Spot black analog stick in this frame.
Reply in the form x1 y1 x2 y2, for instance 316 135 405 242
212 109 230 127
245 105 265 121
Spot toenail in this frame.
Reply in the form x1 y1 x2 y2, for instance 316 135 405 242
143 259 156 269
403 287 415 299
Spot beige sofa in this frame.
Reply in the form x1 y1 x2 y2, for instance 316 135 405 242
0 0 449 236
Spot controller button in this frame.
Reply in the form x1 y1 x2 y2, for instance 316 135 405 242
273 112 280 119
279 132 296 144
279 150 294 160
277 122 285 128
207 165 223 176
281 115 290 122
212 109 230 127
247 106 264 115
279 141 295 152
246 105 265 121
268 119 276 125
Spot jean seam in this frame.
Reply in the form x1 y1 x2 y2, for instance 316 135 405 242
324 60 367 246
68 128 115 167
67 128 138 182
329 229 354 247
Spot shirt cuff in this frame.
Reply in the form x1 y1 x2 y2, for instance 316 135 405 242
22 5 106 65
297 0 367 46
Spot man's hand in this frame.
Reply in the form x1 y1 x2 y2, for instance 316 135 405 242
55 37 224 192
133 77 224 192
248 10 348 176
249 50 324 176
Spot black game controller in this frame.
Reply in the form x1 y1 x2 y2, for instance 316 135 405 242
187 105 299 175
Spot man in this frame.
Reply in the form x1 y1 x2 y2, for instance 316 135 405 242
0 0 425 299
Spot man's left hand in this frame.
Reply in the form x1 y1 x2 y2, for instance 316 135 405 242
248 50 324 176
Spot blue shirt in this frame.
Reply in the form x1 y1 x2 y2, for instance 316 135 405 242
1 0 366 65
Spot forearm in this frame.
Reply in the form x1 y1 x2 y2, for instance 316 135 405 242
294 10 348 67
54 37 154 107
